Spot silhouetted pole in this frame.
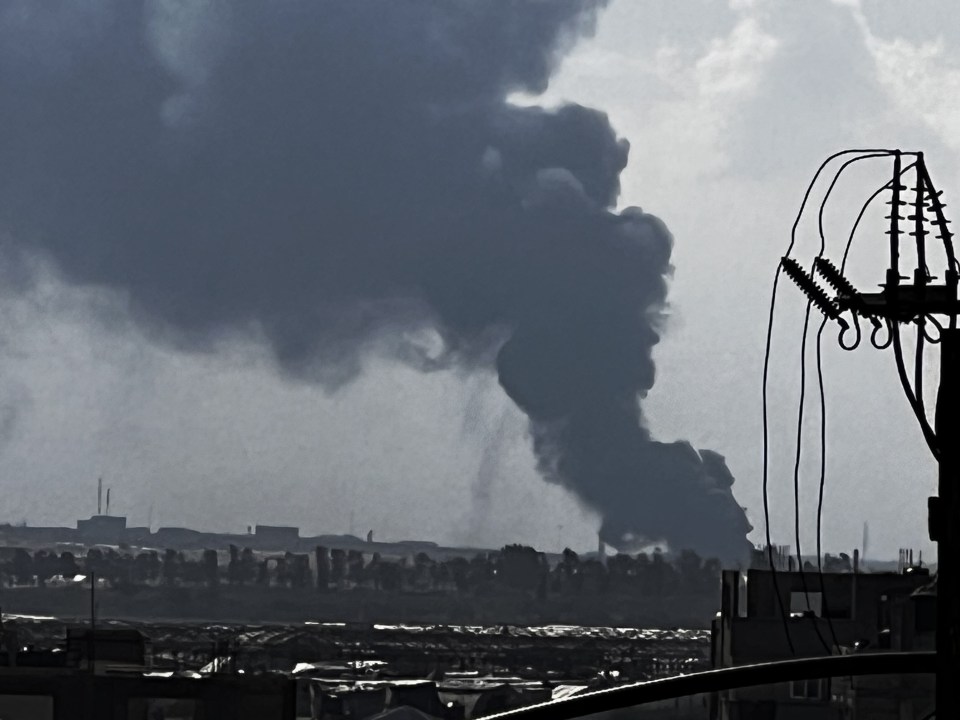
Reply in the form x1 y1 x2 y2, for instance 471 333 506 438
89 570 96 675
934 329 960 717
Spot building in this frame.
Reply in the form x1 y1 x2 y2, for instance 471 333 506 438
255 525 301 550
829 580 935 719
65 629 148 674
76 516 127 545
0 628 296 719
711 564 934 719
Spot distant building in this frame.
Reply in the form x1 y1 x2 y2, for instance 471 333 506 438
76 515 127 544
152 526 206 548
255 525 300 549
0 627 295 719
711 564 934 719
830 580 936 719
66 628 147 674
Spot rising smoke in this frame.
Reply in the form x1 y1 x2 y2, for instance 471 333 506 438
0 0 751 562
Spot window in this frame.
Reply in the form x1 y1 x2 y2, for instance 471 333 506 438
790 591 822 617
790 678 827 701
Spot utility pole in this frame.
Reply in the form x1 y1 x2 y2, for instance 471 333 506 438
782 149 959 716
933 329 960 714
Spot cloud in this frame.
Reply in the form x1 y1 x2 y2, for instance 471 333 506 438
849 7 960 154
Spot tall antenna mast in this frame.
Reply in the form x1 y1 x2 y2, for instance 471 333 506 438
97 477 102 516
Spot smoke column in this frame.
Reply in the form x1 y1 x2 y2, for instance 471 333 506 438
0 0 751 562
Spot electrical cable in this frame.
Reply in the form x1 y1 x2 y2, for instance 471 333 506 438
790 153 895 654
837 311 861 351
892 320 940 459
907 161 933 440
917 161 956 270
811 167 914 652
813 321 839 650
870 321 893 349
762 148 902 655
797 152 949 688
916 316 925 414
791 305 832 653
923 314 943 344
917 161 957 332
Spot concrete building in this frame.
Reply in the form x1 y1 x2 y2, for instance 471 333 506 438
76 516 127 545
255 525 301 550
0 628 295 719
65 629 148 674
711 565 934 719
829 581 935 719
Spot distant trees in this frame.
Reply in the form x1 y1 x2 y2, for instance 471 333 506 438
498 544 547 594
347 550 365 586
11 548 33 585
330 549 346 587
162 549 180 586
0 542 727 602
315 546 330 591
132 551 160 584
202 549 219 588
228 545 241 584
59 551 80 579
288 552 311 589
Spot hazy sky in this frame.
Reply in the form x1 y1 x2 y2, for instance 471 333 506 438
1 0 956 562
543 0 956 562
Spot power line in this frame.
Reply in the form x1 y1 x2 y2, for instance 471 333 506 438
780 147 960 717
917 317 926 421
811 167 916 651
892 320 940 459
762 148 902 654
789 153 895 654
792 305 831 652
813 321 839 650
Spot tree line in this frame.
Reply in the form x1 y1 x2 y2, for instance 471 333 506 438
0 544 724 599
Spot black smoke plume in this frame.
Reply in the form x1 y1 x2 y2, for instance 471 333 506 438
0 0 751 562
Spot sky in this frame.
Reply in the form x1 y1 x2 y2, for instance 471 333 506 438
0 0 957 562
539 0 957 562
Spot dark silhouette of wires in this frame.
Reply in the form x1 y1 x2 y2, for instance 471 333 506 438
810 162 917 652
788 152 895 654
923 314 944 343
775 149 952 711
885 157 946 457
892 320 940 459
790 303 833 653
812 323 838 649
916 317 925 417
762 148 902 655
